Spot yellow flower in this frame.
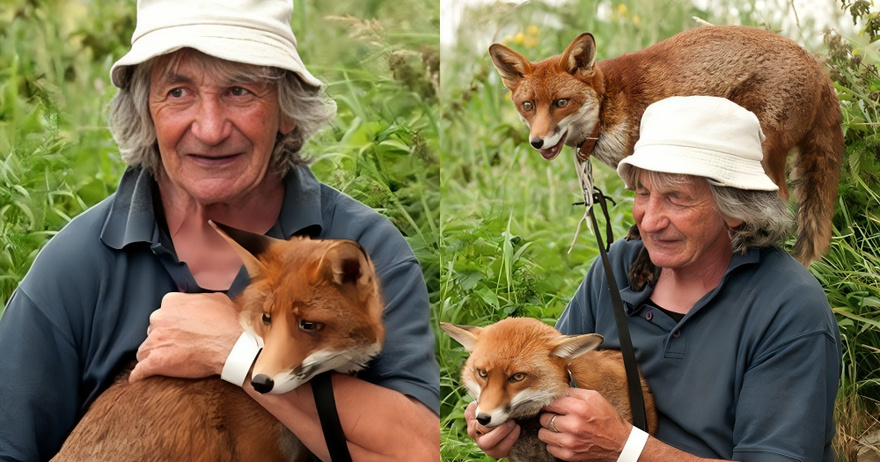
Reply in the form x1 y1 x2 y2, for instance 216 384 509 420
514 33 525 45
526 25 539 36
633 15 641 25
617 3 628 16
524 36 539 48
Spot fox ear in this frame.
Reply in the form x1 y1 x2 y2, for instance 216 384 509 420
440 322 482 352
560 33 597 76
209 220 270 277
489 43 532 90
315 240 374 290
551 333 604 359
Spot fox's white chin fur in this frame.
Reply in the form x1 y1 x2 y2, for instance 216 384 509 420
530 102 599 160
465 377 562 427
255 343 382 394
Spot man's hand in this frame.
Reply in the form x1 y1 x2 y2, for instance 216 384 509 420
538 388 632 462
465 401 521 458
130 292 242 382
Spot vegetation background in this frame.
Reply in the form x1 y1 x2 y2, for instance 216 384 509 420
439 0 879 461
1 0 878 461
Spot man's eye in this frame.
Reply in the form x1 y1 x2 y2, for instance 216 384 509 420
230 86 250 97
168 88 185 98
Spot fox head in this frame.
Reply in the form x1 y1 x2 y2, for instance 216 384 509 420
489 33 603 161
441 317 603 427
210 221 385 394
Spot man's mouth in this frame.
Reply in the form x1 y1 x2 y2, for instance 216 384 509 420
188 153 242 165
538 132 568 160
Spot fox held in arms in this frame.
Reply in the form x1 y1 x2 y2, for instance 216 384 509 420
52 222 384 462
489 25 844 266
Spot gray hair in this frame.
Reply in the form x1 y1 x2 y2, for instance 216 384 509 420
108 48 337 176
622 167 793 254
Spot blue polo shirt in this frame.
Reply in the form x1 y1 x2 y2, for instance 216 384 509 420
557 239 840 462
0 165 439 461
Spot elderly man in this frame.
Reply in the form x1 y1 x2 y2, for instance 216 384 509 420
468 96 840 461
0 1 438 460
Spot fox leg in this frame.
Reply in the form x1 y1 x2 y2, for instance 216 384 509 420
760 130 792 200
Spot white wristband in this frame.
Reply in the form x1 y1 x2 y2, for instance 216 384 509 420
617 426 649 462
220 332 262 386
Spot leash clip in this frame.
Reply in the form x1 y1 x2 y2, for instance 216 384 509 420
569 155 616 253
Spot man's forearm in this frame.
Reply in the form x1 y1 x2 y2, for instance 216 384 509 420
245 372 439 461
639 436 739 462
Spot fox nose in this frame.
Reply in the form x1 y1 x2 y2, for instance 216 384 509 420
530 137 544 149
251 374 275 394
476 413 492 426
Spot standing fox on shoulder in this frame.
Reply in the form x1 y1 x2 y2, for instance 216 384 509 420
52 222 385 462
441 318 657 462
489 25 844 266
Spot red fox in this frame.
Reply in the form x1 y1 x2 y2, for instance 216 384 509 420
52 222 385 461
489 25 844 266
441 317 657 462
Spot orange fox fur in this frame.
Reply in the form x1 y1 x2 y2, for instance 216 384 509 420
441 317 657 462
52 222 384 462
489 25 844 266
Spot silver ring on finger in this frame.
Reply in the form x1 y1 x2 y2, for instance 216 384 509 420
549 414 560 433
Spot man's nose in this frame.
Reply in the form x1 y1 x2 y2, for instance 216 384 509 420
638 201 668 232
191 98 232 145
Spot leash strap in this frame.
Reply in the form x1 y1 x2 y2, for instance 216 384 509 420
312 372 353 462
587 191 649 432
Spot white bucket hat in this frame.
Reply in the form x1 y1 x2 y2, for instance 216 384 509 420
110 0 322 89
617 96 778 191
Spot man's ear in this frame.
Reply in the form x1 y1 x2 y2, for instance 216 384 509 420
279 116 297 136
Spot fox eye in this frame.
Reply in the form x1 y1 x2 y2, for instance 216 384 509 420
476 368 488 379
554 98 568 108
299 320 325 332
510 373 526 383
521 101 534 112
261 313 271 325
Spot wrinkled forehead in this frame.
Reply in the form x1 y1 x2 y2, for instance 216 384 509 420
149 48 281 87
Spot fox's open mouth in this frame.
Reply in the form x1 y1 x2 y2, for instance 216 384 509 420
538 132 567 160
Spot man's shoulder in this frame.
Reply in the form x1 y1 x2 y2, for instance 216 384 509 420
317 183 387 224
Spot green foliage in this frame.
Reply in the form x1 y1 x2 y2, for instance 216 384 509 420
841 0 880 41
0 1 130 306
817 7 880 455
293 1 441 300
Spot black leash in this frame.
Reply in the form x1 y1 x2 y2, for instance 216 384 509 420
578 187 649 433
312 372 353 462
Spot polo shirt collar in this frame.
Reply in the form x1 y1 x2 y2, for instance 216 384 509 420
272 164 324 240
620 247 762 316
100 165 324 250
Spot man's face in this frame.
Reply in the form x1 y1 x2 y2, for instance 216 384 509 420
632 172 735 272
148 55 295 205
